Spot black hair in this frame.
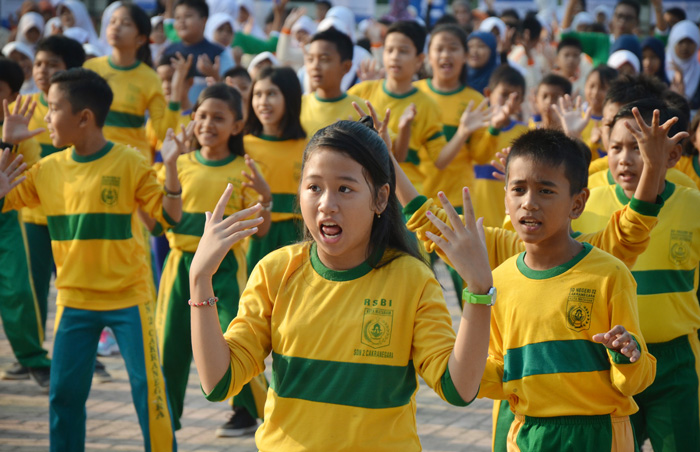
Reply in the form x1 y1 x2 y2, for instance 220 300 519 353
665 7 686 21
157 53 196 79
604 73 667 106
50 68 113 127
35 35 86 69
193 83 245 156
539 74 572 96
557 37 582 53
116 4 153 67
487 64 526 93
223 66 252 81
316 0 332 9
430 24 468 86
663 90 690 132
245 66 306 140
683 111 700 157
0 57 25 94
586 64 618 88
589 23 607 33
174 0 208 18
434 13 458 27
302 117 426 268
518 11 542 41
501 9 519 21
612 98 686 145
506 129 588 195
616 0 640 20
573 138 592 168
385 20 427 55
310 26 354 62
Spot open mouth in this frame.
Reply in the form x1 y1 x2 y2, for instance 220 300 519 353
320 221 342 240
519 217 541 230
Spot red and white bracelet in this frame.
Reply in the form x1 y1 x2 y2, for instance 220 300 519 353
188 297 218 307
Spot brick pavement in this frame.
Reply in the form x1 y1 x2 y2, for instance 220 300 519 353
0 262 494 452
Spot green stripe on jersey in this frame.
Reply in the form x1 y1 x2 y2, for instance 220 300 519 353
406 149 421 166
46 213 133 241
271 352 417 409
503 340 609 382
271 193 298 214
105 111 146 128
40 143 64 158
172 212 205 236
632 269 696 295
443 125 457 141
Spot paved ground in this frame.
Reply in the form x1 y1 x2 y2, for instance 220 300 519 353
0 262 496 452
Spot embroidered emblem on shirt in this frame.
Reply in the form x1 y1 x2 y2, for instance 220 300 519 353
361 308 393 349
566 288 596 332
100 176 120 206
670 230 692 265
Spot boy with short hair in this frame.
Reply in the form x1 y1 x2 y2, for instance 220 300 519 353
223 66 252 118
300 27 364 138
0 68 181 451
531 74 572 130
555 37 591 98
573 99 700 451
0 57 50 388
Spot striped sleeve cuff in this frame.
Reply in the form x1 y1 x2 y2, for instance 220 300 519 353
488 126 501 136
202 365 232 401
168 101 181 111
402 195 429 219
629 196 663 217
440 365 476 407
607 336 640 365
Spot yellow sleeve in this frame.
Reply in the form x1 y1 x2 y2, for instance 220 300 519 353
1 160 41 212
477 313 506 400
347 81 369 99
589 156 608 174
404 195 524 270
576 198 660 269
16 138 41 168
134 155 177 228
468 127 499 165
605 275 657 397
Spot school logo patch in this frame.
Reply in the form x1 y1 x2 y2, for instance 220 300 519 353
361 308 393 349
669 230 692 265
566 288 596 332
100 176 120 206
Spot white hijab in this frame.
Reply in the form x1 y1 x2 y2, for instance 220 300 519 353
325 6 356 43
2 41 35 62
207 0 238 21
666 20 700 100
44 17 62 37
56 0 99 46
16 12 45 48
204 12 236 46
607 50 640 73
479 17 507 40
98 1 122 54
236 0 266 40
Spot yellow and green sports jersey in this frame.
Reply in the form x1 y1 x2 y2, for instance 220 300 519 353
478 244 656 417
472 121 529 227
589 155 608 174
300 92 365 138
1 141 177 310
675 154 700 189
84 56 177 157
0 123 40 168
413 79 492 206
588 167 697 190
10 92 66 225
158 150 257 254
573 182 700 343
206 242 472 451
243 134 306 222
581 114 606 161
404 194 660 271
348 79 446 191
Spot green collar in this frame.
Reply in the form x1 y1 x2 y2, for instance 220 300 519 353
258 134 285 141
195 150 237 167
426 78 465 96
314 92 347 103
517 242 592 280
72 141 114 163
39 92 48 107
615 181 675 205
693 154 700 178
309 242 380 281
606 169 615 185
382 80 417 99
108 56 141 71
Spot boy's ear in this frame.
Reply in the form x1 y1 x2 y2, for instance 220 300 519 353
667 143 683 168
231 118 245 136
78 108 95 128
340 59 353 77
569 187 590 220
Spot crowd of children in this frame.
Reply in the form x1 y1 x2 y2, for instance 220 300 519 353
0 0 700 450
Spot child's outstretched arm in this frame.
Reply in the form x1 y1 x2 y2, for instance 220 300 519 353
551 94 591 139
0 149 26 199
242 154 272 237
426 190 492 402
434 99 492 169
159 122 195 224
190 185 265 393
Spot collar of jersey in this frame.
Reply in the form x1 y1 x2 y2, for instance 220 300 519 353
314 92 347 103
382 80 417 99
39 92 48 107
516 241 592 280
257 134 285 141
72 141 114 163
426 78 466 96
693 154 700 178
310 242 380 281
614 180 675 205
195 150 237 167
107 56 141 71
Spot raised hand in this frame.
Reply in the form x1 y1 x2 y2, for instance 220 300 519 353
283 7 307 30
491 92 518 130
551 94 591 139
490 146 511 181
398 103 416 130
170 52 194 103
425 190 493 294
358 59 384 82
161 121 195 166
669 62 685 96
242 154 272 204
0 149 27 198
197 54 220 80
624 107 689 168
190 184 265 279
2 96 45 144
593 325 640 362
352 100 392 151
457 98 492 139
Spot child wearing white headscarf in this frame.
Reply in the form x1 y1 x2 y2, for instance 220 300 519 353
276 12 317 71
236 0 267 40
56 0 100 47
607 49 641 75
2 41 38 94
16 12 45 49
204 12 237 66
666 20 700 106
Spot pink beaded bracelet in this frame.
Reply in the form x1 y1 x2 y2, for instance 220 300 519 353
188 297 218 307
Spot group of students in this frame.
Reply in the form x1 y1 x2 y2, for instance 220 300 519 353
0 0 699 451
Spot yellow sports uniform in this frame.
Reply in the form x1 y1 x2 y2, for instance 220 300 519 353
205 242 473 451
243 134 306 272
589 155 609 174
675 153 700 189
581 114 605 160
0 141 177 450
573 182 700 450
589 167 697 190
480 244 656 451
348 79 446 191
84 56 178 158
472 121 529 227
146 106 193 166
300 92 365 138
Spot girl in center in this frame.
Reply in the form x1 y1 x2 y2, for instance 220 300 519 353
188 118 493 451
155 84 271 433
243 66 308 273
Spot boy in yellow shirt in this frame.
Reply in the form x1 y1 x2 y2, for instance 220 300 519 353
0 68 181 451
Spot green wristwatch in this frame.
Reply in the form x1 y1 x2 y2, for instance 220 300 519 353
462 286 497 306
